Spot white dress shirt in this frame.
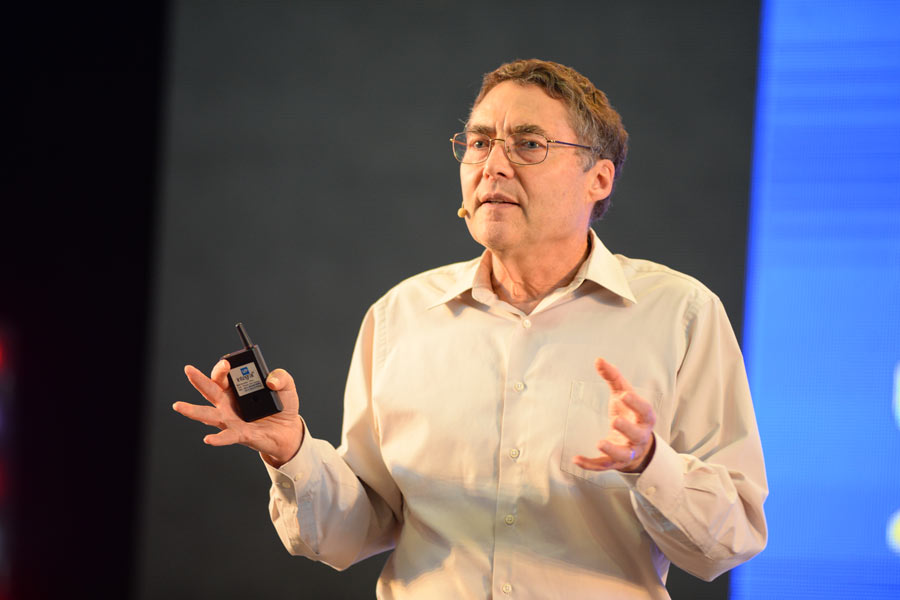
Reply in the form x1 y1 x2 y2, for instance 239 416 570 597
265 230 768 599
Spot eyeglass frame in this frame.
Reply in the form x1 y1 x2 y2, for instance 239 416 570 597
449 130 595 166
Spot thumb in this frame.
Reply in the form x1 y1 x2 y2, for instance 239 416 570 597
266 367 294 391
266 368 300 411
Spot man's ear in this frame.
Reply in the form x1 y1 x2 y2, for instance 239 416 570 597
587 159 615 203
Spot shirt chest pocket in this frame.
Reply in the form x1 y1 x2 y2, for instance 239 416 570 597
559 380 661 488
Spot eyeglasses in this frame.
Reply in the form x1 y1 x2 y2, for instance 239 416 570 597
450 131 593 166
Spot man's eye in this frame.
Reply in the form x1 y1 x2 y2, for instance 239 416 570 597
515 136 545 150
469 137 489 149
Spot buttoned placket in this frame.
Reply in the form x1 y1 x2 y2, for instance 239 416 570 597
471 257 589 597
489 309 539 597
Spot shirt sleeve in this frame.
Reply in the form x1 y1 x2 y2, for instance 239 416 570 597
265 305 402 571
623 295 768 581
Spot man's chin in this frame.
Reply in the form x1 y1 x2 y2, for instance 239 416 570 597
467 220 522 253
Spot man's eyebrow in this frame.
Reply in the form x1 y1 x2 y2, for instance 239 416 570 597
465 123 551 136
466 123 494 135
511 123 550 136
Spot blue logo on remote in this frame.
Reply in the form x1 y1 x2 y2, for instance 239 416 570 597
241 366 250 376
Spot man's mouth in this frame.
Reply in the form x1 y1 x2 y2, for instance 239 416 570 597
479 194 518 206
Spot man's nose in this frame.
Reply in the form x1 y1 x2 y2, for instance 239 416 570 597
482 138 513 178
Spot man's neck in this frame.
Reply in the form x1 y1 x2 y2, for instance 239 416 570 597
489 233 591 315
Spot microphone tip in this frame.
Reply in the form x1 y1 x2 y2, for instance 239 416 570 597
457 207 468 218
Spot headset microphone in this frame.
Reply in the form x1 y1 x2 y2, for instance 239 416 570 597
457 205 468 218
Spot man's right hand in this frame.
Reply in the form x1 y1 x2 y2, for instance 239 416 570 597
175 360 304 468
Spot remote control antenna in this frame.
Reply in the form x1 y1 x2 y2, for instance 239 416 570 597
235 322 253 349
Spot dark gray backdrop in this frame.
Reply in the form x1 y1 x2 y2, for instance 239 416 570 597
135 2 759 598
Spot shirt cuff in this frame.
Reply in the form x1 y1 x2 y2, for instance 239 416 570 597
262 416 317 492
621 434 684 513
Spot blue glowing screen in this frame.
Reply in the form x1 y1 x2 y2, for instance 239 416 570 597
731 0 900 597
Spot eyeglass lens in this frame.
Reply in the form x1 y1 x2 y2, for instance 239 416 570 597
452 132 549 165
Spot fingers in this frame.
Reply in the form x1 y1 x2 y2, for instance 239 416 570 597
203 428 241 446
573 441 634 473
184 364 228 407
595 358 655 425
619 391 656 426
172 401 225 429
586 359 659 473
210 359 231 391
595 358 634 393
178 363 301 458
573 453 614 471
577 432 657 473
609 391 656 433
611 416 651 445
597 439 636 463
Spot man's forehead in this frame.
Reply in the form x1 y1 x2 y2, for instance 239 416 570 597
466 81 573 135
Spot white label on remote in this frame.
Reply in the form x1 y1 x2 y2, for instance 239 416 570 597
230 362 264 397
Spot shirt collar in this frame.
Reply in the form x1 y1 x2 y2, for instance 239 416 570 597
427 229 636 309
580 229 637 304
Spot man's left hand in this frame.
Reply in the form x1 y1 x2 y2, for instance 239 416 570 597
573 358 657 473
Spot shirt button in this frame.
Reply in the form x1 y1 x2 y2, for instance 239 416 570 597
513 381 525 392
522 318 532 328
504 514 516 525
280 481 291 489
509 448 520 459
646 486 657 497
502 583 513 594
294 474 303 481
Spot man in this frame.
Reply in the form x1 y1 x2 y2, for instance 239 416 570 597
175 59 767 599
